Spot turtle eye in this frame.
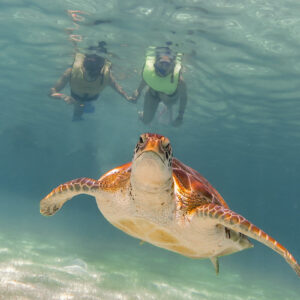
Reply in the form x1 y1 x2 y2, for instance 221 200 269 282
161 138 170 149
139 134 147 144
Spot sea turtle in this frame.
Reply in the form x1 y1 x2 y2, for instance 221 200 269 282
40 133 300 276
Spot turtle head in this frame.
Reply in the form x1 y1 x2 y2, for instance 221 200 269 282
131 133 173 192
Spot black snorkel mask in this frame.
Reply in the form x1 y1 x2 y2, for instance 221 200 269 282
83 55 105 77
154 59 174 77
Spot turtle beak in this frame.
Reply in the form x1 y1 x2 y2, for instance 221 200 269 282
139 139 165 162
144 139 161 152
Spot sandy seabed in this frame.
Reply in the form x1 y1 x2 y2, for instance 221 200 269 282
0 229 298 300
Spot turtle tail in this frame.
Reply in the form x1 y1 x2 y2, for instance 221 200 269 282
40 177 100 216
195 204 300 277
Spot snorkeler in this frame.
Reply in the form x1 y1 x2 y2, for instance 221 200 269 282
49 53 131 121
131 47 187 127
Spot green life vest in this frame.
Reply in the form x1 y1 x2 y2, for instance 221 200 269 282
142 53 182 95
70 53 111 98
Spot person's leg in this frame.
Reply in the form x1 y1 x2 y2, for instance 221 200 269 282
83 100 96 113
161 93 178 124
157 103 173 125
72 101 85 121
140 89 160 124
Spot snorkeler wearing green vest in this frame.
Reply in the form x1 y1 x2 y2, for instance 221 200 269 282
130 47 187 127
49 53 131 121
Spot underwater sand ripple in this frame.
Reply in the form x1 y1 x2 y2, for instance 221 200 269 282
0 232 299 300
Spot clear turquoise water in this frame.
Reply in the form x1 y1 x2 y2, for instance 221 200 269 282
0 0 299 299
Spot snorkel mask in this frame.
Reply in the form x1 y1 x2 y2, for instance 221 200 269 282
83 54 105 77
154 55 174 77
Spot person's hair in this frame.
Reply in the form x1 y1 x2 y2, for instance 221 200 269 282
155 47 175 62
83 54 105 75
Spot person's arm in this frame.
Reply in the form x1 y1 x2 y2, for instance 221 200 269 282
173 76 187 127
109 73 131 101
49 68 75 104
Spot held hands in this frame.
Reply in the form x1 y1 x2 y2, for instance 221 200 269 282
126 90 139 104
126 96 138 103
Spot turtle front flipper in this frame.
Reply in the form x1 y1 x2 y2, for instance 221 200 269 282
40 178 101 216
191 204 300 277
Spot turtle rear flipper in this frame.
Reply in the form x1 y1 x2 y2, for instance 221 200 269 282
192 204 300 277
40 178 100 216
209 257 219 275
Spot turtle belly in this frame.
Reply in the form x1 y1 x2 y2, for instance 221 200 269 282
112 217 251 259
95 193 249 258
112 217 200 256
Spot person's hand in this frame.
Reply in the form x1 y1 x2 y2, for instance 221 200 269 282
127 90 139 103
51 92 64 99
63 95 76 104
172 115 183 127
126 96 137 103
